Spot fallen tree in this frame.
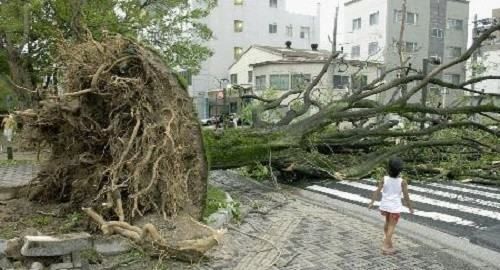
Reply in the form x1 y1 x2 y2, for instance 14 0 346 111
205 16 500 182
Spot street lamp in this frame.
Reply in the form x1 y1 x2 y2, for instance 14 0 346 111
421 56 441 129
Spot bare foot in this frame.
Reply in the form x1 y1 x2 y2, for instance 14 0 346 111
382 247 396 255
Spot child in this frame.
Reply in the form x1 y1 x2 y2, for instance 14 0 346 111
368 157 414 255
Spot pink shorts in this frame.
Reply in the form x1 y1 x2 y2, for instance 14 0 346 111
380 211 400 222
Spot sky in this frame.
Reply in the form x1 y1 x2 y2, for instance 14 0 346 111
285 0 500 49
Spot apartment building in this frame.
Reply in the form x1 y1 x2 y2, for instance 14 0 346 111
472 8 500 102
343 0 469 106
189 0 320 118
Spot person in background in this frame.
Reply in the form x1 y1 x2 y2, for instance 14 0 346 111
2 114 16 143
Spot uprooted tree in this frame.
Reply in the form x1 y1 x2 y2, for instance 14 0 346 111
17 35 223 261
206 13 500 182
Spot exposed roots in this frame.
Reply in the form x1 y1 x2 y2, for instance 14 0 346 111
83 208 224 262
20 35 208 222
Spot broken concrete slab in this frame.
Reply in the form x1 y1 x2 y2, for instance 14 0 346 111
21 233 91 257
30 261 44 270
470 225 500 252
93 235 132 256
49 262 73 270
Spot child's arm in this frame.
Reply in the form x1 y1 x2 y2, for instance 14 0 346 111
402 179 414 214
368 179 383 209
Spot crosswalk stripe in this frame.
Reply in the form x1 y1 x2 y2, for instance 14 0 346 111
462 183 500 192
359 179 500 209
428 183 500 200
307 185 478 227
336 181 500 221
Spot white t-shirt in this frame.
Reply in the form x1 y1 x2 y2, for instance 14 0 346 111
379 176 403 213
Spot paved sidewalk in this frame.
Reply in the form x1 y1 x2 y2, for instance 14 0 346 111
200 171 499 270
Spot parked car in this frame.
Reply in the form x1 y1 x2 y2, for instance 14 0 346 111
200 116 216 126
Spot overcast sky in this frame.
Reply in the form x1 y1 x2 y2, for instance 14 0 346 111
286 0 499 49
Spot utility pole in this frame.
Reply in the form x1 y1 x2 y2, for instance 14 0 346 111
471 14 479 122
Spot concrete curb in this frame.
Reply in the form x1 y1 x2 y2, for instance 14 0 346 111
285 185 500 269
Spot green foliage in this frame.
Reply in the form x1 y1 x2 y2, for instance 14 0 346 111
203 185 227 219
60 212 83 233
203 129 282 168
236 162 270 181
26 215 53 226
0 226 16 239
203 185 240 221
0 0 216 97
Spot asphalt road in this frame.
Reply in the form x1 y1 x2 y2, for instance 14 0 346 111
304 178 500 252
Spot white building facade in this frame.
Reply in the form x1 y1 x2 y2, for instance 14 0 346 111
343 0 469 106
190 0 320 118
473 8 500 99
228 45 380 114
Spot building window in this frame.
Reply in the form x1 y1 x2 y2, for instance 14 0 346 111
394 10 418 25
352 18 362 31
368 42 379 55
291 74 311 90
444 74 461 85
369 12 379 26
234 20 243 32
270 74 289 90
405 42 418 53
248 71 253 83
286 25 293 37
269 23 277 34
234 47 243 60
230 74 238 84
448 46 462 58
234 0 243 5
447 19 464 30
300 27 310 39
255 75 266 90
432 28 444 38
333 75 350 89
351 45 360 58
269 0 277 8
353 75 368 89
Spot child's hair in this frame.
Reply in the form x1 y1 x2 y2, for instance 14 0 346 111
388 157 404 178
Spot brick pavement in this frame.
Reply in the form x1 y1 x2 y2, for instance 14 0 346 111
197 171 488 270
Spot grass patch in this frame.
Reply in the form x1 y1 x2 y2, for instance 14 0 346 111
203 185 241 222
60 212 84 233
203 185 227 219
0 226 17 239
25 215 53 227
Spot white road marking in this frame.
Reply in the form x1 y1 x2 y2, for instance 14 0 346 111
307 185 478 227
428 183 500 200
336 181 500 221
462 183 500 192
362 179 500 209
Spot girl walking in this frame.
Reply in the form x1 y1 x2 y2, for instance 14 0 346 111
368 157 414 255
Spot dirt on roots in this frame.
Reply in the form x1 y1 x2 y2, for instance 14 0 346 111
20 35 208 222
